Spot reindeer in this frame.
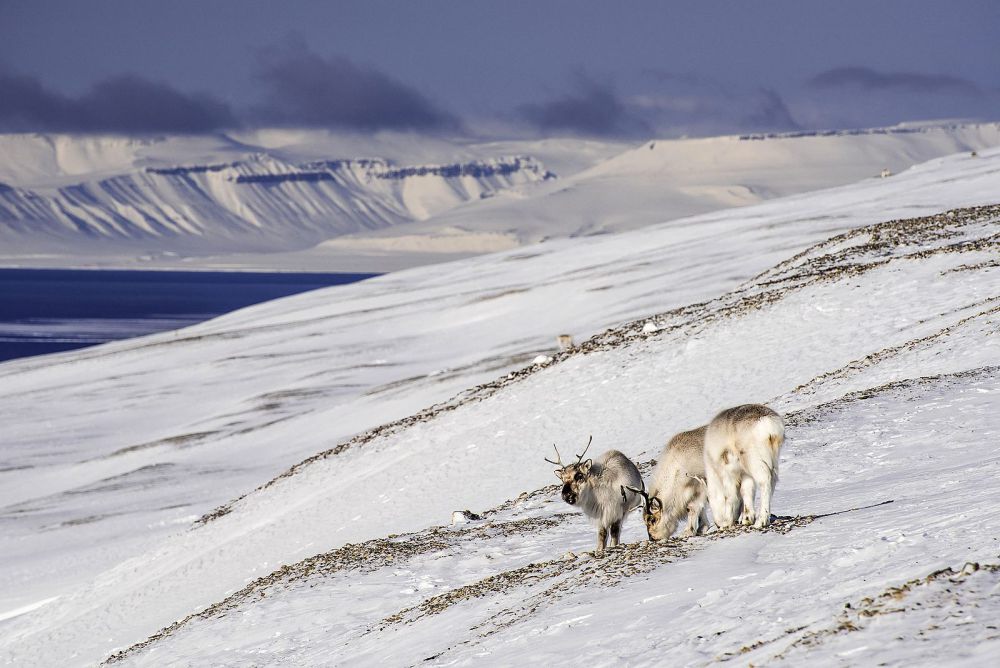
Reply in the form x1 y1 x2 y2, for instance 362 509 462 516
624 425 708 541
703 404 785 529
547 436 642 552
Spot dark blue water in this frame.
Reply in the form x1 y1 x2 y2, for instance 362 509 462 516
0 269 377 363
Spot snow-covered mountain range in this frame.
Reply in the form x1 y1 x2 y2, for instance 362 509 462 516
0 136 552 256
2 122 998 271
1 138 998 665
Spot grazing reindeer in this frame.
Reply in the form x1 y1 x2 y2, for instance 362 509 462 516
625 426 708 541
547 436 642 552
703 404 785 529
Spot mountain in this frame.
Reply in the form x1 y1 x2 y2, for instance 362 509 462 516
321 122 1000 266
1 123 998 271
0 134 555 260
0 143 998 665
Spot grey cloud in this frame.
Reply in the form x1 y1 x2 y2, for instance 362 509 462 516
518 78 651 138
250 44 460 132
0 67 236 133
742 88 800 131
808 67 982 95
628 71 800 136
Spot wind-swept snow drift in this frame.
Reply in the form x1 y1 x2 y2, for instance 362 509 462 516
0 145 998 665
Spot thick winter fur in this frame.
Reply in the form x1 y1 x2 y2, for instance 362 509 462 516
641 426 709 540
554 449 642 552
703 404 785 529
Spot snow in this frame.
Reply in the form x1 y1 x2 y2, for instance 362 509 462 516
286 122 1000 269
2 123 999 272
0 142 999 666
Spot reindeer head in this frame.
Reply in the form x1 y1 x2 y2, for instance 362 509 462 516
545 436 593 506
623 484 669 541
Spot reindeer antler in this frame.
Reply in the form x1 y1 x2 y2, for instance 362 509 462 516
543 443 564 467
622 481 650 512
575 435 593 464
622 485 649 505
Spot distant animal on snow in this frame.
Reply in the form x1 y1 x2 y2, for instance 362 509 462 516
625 425 708 541
547 436 642 552
703 404 785 529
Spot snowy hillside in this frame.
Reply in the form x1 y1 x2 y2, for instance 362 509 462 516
2 123 998 272
0 133 554 260
0 145 998 665
0 130 627 271
290 122 1000 268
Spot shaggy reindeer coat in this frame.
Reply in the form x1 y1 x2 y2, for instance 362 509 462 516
703 404 785 529
643 425 709 540
555 449 642 552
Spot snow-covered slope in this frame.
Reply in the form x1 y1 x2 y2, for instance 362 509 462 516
0 138 554 258
0 145 998 665
312 122 1000 266
2 123 998 272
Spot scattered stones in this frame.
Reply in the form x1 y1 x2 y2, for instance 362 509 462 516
105 514 567 664
451 510 483 525
767 561 1000 661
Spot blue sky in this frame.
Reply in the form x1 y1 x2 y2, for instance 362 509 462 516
1 0 997 136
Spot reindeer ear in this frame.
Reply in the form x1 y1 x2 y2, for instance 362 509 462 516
649 497 662 511
554 468 564 479
579 459 593 474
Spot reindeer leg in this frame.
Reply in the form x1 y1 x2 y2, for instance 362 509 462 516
697 505 710 535
739 475 756 526
682 484 702 537
596 526 608 553
609 520 622 548
683 503 699 537
752 462 776 529
708 452 740 529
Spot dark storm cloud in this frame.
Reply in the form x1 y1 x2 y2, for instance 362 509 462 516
0 67 236 133
0 69 72 129
77 76 237 133
518 78 651 137
808 67 982 95
630 70 800 136
742 88 800 130
250 44 460 132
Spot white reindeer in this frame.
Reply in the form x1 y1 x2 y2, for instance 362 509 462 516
703 404 785 529
547 437 642 552
625 425 708 540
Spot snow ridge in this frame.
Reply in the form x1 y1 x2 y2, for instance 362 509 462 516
0 153 552 252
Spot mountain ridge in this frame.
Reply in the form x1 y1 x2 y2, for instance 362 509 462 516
2 122 999 271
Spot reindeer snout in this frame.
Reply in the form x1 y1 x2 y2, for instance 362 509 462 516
561 484 577 505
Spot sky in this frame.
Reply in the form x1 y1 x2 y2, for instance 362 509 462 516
1 0 998 138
